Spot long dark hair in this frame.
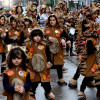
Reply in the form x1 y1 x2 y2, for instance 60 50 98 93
16 6 23 14
7 47 28 71
87 40 96 54
46 14 60 28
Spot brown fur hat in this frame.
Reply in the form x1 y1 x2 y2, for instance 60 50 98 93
32 54 45 72
90 7 99 15
49 38 59 54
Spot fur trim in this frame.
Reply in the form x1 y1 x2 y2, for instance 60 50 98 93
69 78 77 86
12 78 25 100
77 91 86 98
49 38 59 54
91 7 99 15
59 78 65 83
46 92 55 100
62 66 68 71
47 62 52 67
32 54 45 72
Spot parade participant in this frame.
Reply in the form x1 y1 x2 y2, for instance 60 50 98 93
31 2 38 9
46 6 52 17
23 17 32 44
77 37 100 98
39 6 52 28
77 7 100 98
0 14 7 74
11 7 16 15
66 16 76 56
26 6 32 17
39 5 47 27
53 6 64 26
18 20 25 31
15 5 24 21
4 16 24 46
31 7 38 27
62 22 71 71
3 47 31 100
45 14 68 85
58 1 67 15
68 6 99 88
26 28 55 100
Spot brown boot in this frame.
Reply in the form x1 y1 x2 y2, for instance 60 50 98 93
58 78 67 85
68 78 77 88
62 66 68 71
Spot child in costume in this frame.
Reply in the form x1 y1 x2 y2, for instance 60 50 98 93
3 47 31 100
45 14 70 85
27 28 55 100
77 37 100 98
5 16 24 46
15 5 24 21
68 6 99 88
0 14 7 73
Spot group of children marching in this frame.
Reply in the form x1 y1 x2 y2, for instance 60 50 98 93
0 1 100 100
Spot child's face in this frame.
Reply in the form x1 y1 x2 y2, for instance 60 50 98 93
33 35 41 42
91 11 98 20
17 7 22 13
50 17 56 26
25 20 29 26
12 55 22 66
46 8 50 13
0 17 5 25
11 20 17 28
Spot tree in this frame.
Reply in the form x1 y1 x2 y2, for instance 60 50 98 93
45 0 54 7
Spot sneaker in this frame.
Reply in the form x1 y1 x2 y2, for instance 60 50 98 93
45 92 55 100
77 91 86 98
68 78 77 88
58 78 67 86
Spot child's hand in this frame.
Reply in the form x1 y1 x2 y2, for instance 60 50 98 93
1 33 6 38
18 86 24 94
13 36 18 40
61 39 66 46
46 62 52 69
68 42 71 48
14 85 19 92
49 37 55 42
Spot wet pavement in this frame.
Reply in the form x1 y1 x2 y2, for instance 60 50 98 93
0 55 100 100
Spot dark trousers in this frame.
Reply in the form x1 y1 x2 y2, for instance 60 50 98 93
52 65 63 79
1 53 6 73
73 66 80 80
31 82 51 94
66 38 73 53
80 77 100 92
